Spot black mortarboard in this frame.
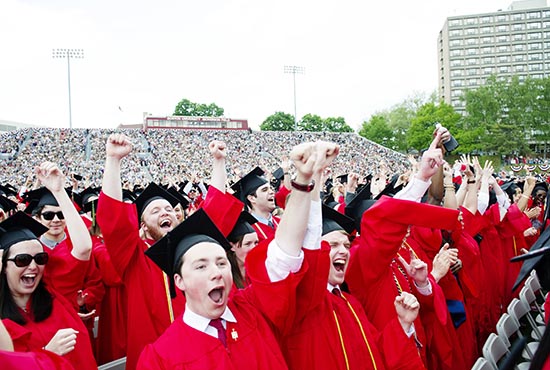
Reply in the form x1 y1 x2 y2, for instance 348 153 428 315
231 167 268 202
133 184 145 197
23 187 59 208
272 167 285 181
336 174 348 184
134 182 180 221
0 196 17 213
72 174 83 181
122 189 136 203
0 184 17 198
512 226 550 291
374 174 402 200
345 182 375 232
74 187 100 210
166 187 190 210
322 204 356 235
0 211 49 250
145 209 231 297
228 211 257 242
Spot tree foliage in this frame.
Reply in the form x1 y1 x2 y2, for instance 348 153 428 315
358 115 394 148
407 101 461 152
324 116 354 133
173 98 224 117
298 114 324 131
260 111 295 131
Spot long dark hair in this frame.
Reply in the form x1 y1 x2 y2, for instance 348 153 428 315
0 246 53 325
227 234 245 289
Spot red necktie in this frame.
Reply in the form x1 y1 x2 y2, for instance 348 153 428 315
332 288 342 297
210 318 227 347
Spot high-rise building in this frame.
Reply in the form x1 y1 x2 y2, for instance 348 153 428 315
438 0 550 112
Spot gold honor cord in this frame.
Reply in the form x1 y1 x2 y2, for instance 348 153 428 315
513 236 517 256
145 241 175 323
254 224 268 240
332 296 378 370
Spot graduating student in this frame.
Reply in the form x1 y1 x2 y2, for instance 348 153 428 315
0 212 96 369
345 130 462 369
137 140 325 369
24 163 94 314
283 146 426 370
226 211 259 289
232 167 279 242
97 135 241 370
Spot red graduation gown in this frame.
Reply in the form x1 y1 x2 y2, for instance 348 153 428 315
137 241 306 370
346 196 460 369
251 216 280 243
3 290 96 370
0 349 74 370
42 237 88 311
91 238 127 365
283 245 425 370
97 192 186 370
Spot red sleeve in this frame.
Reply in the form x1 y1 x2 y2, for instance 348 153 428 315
243 241 308 336
97 191 141 276
81 253 106 311
91 242 122 286
0 349 75 370
377 318 426 370
274 185 291 209
200 186 243 237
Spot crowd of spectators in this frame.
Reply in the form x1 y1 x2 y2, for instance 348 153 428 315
0 128 410 190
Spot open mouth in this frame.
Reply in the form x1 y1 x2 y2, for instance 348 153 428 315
21 274 37 287
333 258 346 272
160 219 172 229
208 287 225 304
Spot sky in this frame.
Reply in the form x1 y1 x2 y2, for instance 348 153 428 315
0 0 528 131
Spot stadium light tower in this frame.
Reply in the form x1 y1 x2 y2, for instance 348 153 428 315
52 48 84 129
283 65 305 131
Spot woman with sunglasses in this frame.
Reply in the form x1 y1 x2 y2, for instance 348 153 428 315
0 212 96 369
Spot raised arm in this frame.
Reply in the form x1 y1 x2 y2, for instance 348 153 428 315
102 133 133 201
36 162 91 261
208 140 227 193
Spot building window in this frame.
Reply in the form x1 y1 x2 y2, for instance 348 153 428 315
482 56 494 64
514 54 525 62
528 32 542 39
542 10 550 18
499 66 510 73
483 66 493 74
527 22 542 29
528 64 542 71
451 69 463 77
480 16 492 23
481 36 493 43
467 68 478 76
481 46 493 54
512 23 524 31
465 28 477 35
528 42 542 50
497 45 509 53
543 21 550 28
466 38 477 45
451 49 462 57
468 78 478 86
512 13 524 21
528 53 542 61
451 59 461 67
527 11 541 19
450 39 462 47
515 65 526 72
480 26 492 34
513 33 524 41
449 19 462 27
497 35 509 43
496 15 508 22
450 30 462 37
451 79 463 87
497 25 508 33
544 31 550 38
498 55 510 63
467 58 478 65
514 44 525 51
531 73 543 79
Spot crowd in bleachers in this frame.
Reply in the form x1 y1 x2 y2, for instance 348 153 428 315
0 128 410 189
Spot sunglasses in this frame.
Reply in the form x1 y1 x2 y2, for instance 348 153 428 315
41 211 65 221
6 252 49 267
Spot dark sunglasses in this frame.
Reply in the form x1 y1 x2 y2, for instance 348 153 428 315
6 252 49 267
41 211 65 221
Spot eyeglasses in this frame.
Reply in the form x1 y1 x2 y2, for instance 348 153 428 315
6 252 49 267
40 211 64 221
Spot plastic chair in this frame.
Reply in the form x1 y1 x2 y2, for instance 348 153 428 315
482 333 509 370
471 357 493 370
507 299 541 359
98 357 126 370
518 286 546 340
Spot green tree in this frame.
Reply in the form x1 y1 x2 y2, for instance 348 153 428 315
324 116 354 133
358 115 394 148
260 111 295 131
407 101 461 152
298 114 324 131
174 98 224 117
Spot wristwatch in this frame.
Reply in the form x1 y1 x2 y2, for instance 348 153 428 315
291 179 316 192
